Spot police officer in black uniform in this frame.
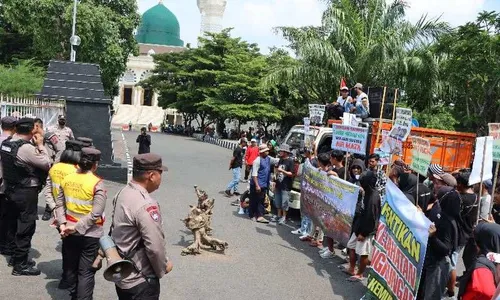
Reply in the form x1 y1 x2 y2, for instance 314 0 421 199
0 118 51 276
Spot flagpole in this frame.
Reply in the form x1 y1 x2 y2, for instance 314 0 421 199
375 86 387 149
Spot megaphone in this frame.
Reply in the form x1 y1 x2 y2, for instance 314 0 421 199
99 236 135 282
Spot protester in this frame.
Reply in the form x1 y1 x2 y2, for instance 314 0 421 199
344 171 381 281
271 144 294 225
350 83 370 119
225 139 246 197
136 127 151 154
455 170 479 271
425 164 445 192
267 140 277 157
398 172 418 204
414 183 433 213
243 139 259 182
249 144 279 223
328 150 348 180
367 153 386 197
458 222 500 299
479 180 493 222
348 159 365 185
328 86 352 119
418 186 460 299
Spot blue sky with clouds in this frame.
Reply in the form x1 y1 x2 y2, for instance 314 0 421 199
139 0 500 53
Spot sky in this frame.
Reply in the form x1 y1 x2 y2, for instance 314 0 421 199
139 0 500 53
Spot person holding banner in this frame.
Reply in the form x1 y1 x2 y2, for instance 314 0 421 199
271 145 294 225
345 171 381 281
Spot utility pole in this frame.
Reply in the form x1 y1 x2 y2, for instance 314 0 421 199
70 0 81 61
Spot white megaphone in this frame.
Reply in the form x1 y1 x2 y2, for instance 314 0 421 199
98 236 135 282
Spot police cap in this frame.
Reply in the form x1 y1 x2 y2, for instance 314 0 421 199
15 118 34 129
76 137 93 147
1 116 17 128
133 153 167 172
81 147 101 162
66 140 85 151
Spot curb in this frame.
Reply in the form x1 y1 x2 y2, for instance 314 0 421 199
192 133 238 150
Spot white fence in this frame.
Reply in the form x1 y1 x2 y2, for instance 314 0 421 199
0 94 65 129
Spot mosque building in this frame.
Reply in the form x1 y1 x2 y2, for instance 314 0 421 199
112 0 228 129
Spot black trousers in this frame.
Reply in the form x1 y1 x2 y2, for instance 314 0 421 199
249 186 267 218
63 235 99 300
116 279 160 300
0 194 9 252
244 165 251 180
462 237 477 271
7 187 39 264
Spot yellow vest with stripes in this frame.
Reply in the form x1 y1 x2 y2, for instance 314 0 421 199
61 172 103 225
48 163 77 199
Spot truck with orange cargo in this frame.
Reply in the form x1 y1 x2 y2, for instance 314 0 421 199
280 119 476 210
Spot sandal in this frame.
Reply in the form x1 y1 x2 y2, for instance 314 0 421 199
256 217 269 224
347 275 363 282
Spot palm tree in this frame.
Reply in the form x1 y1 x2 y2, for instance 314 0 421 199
265 0 450 102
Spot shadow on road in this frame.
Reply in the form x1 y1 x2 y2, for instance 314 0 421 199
38 259 69 300
273 223 367 299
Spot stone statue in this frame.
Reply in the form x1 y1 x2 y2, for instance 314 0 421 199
180 186 228 256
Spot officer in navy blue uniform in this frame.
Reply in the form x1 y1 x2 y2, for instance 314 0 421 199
0 118 51 276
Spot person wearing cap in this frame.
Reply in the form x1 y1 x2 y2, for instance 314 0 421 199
111 153 172 299
425 163 445 193
49 115 74 151
225 138 246 197
243 138 259 182
76 137 93 147
0 116 16 255
271 144 295 225
136 127 152 154
351 83 370 119
55 147 106 299
250 144 280 223
0 117 51 275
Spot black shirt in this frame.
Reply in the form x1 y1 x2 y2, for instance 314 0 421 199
231 146 243 169
136 134 151 154
275 157 294 191
460 193 479 238
331 166 348 181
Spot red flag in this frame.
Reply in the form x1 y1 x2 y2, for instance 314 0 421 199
340 77 346 89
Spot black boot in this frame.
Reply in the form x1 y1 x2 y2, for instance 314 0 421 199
12 261 41 276
8 257 35 267
41 205 52 221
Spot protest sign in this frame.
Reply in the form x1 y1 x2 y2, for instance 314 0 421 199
363 181 431 300
469 136 493 185
389 108 412 141
410 137 432 177
379 130 402 155
342 112 359 127
331 124 368 155
488 123 500 162
309 104 326 124
300 160 360 246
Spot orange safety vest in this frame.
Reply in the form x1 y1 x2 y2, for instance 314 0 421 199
48 162 77 199
61 172 104 226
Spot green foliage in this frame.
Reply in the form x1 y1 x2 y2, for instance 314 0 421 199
1 0 140 96
144 29 283 129
0 60 44 96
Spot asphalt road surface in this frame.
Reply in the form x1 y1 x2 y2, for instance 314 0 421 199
0 131 367 300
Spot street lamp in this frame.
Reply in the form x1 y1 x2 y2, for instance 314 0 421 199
70 0 81 62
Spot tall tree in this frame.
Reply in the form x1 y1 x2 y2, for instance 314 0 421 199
0 60 45 96
1 0 140 96
267 0 449 102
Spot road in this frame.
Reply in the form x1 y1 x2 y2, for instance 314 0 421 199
0 131 367 300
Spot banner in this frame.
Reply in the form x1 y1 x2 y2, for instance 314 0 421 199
363 181 431 300
308 104 326 124
389 108 412 141
470 136 494 185
379 130 403 155
489 123 500 162
410 136 432 177
331 124 368 155
300 160 360 246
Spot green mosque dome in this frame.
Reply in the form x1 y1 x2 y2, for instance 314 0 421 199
136 3 184 47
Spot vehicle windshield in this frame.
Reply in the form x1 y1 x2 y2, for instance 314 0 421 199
284 127 319 150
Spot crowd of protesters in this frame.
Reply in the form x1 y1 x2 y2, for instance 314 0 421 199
224 136 500 299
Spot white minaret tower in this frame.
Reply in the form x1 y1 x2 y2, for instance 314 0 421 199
197 0 227 35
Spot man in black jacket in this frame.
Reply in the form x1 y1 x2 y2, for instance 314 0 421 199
136 127 151 154
345 171 381 281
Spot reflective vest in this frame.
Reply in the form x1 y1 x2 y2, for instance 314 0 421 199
61 172 104 226
48 163 77 199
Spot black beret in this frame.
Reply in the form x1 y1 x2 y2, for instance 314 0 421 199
133 153 167 172
15 117 34 128
81 147 101 162
1 116 17 127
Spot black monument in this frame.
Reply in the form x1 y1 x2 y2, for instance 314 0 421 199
36 60 127 183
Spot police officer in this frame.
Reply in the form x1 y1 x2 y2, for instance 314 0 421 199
50 114 74 151
55 147 106 300
111 153 172 299
0 118 51 275
0 116 17 254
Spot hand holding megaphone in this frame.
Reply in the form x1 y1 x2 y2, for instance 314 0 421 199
166 260 173 274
